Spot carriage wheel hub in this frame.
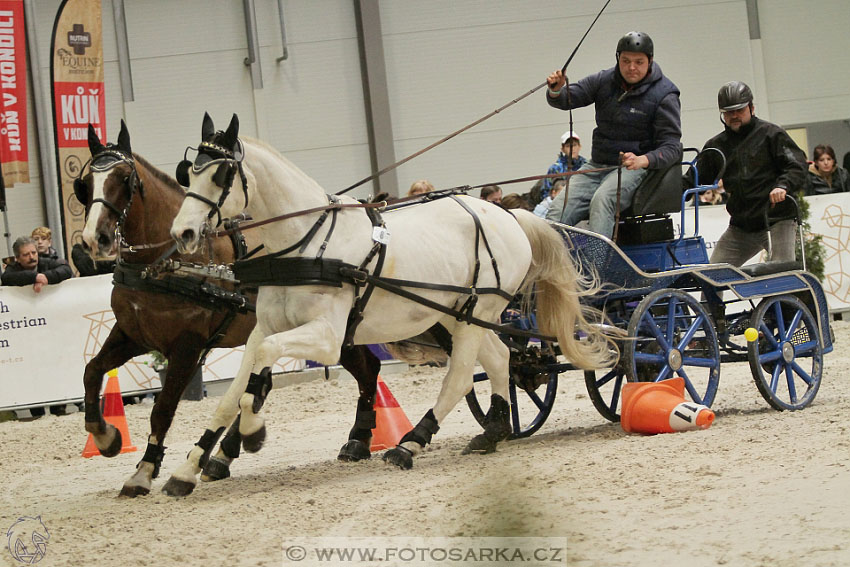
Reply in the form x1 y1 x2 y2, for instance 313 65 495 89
668 349 683 371
782 341 794 363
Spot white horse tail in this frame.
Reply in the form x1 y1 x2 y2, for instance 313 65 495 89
513 211 620 370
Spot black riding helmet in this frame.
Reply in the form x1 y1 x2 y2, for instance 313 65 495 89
718 81 753 111
616 31 653 59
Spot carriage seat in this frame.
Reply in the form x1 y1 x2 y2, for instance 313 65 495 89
614 159 684 246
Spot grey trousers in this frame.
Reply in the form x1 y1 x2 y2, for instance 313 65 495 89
709 220 797 267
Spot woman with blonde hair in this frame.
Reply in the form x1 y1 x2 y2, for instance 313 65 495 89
408 179 435 196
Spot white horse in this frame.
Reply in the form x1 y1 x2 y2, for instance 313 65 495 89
163 113 616 496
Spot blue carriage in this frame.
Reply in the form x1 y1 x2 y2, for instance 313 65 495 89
466 149 833 437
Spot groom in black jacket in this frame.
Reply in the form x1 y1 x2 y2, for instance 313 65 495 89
690 81 809 266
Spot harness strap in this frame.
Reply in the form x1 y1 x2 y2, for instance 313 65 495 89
338 266 556 343
367 276 513 302
343 205 388 346
449 195 502 290
114 262 254 312
185 191 223 227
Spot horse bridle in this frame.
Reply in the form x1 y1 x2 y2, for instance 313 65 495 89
74 148 144 249
176 138 249 228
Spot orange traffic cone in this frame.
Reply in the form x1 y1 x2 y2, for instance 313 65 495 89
620 377 715 435
82 369 138 457
370 375 413 452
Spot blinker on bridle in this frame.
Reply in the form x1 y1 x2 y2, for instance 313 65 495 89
176 138 249 228
74 148 143 226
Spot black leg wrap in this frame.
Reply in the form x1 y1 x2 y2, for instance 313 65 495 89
354 409 377 430
219 415 242 459
463 394 512 455
140 442 167 479
246 367 273 413
193 426 225 470
399 409 440 448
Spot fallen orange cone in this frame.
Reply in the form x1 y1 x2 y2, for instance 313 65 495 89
370 375 413 452
620 377 715 435
82 369 137 457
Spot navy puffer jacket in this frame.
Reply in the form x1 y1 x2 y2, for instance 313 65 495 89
547 63 682 169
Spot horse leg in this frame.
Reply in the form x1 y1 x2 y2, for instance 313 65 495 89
337 344 381 462
462 330 513 455
201 343 380 477
83 326 147 457
383 324 484 470
238 319 345 453
200 414 242 482
162 327 262 497
120 334 207 498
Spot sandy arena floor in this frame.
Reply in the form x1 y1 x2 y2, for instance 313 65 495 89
1 322 848 567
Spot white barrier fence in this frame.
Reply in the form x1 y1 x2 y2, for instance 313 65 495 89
1 193 846 410
0 275 302 410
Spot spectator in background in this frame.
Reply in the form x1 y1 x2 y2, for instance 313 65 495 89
71 242 116 276
534 179 567 218
541 131 586 202
1 236 72 291
480 185 502 205
807 144 850 195
843 151 850 173
30 226 60 261
501 193 532 210
408 179 435 197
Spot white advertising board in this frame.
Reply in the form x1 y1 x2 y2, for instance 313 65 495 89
0 275 302 410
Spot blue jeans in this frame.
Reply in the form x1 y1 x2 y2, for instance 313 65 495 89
709 220 797 266
545 160 648 238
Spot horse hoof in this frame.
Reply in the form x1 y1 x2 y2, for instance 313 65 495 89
462 434 498 455
200 456 231 482
241 425 266 453
382 447 413 470
162 477 196 497
337 439 371 462
98 427 124 458
118 484 150 498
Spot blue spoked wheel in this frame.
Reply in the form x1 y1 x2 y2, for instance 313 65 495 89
466 363 559 439
584 359 628 422
625 289 721 406
747 295 822 410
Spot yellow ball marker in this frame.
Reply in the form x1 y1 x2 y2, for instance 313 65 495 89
744 327 758 342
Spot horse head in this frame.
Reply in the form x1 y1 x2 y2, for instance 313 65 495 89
79 120 143 257
171 112 246 254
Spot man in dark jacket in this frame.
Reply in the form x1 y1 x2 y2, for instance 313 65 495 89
544 31 682 237
1 236 72 291
692 81 808 266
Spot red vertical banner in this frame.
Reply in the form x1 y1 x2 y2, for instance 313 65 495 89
0 0 29 188
50 0 105 258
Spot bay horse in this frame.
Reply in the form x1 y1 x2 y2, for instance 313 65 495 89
77 122 383 497
164 113 617 496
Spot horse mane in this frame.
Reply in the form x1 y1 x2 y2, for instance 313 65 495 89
132 152 185 196
239 136 325 191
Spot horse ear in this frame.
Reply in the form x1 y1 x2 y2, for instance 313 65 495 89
201 112 215 141
87 124 105 155
223 113 240 149
117 120 132 154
